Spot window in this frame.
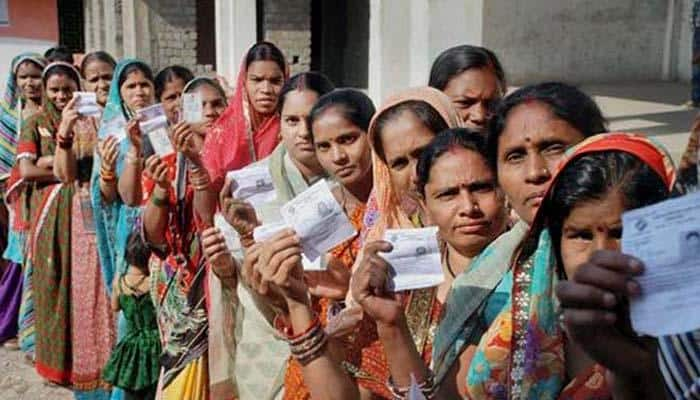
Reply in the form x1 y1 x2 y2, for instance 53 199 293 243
0 0 9 25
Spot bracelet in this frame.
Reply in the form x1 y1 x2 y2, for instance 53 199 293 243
150 193 169 208
386 370 437 400
101 174 116 183
276 314 328 366
125 152 142 166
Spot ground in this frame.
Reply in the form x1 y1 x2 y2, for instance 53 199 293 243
0 81 695 399
0 347 72 399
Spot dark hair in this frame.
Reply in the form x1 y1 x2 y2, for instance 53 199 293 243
429 45 506 92
155 65 194 100
277 71 335 113
43 64 81 87
416 128 490 196
372 100 449 162
80 51 117 76
308 88 375 141
118 61 155 90
686 231 700 240
44 46 73 64
184 78 228 101
125 231 151 273
547 151 669 274
487 82 607 171
245 41 286 73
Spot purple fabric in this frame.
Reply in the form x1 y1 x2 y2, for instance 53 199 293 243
0 261 22 342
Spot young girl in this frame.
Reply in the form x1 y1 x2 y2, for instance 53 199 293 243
103 231 161 400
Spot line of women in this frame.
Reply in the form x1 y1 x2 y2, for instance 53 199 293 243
0 39 696 400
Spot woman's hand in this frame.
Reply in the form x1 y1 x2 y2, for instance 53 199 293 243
36 155 54 170
220 178 260 236
201 227 236 282
351 241 404 327
144 155 171 189
305 256 352 300
171 121 201 163
556 250 658 380
98 136 120 172
57 97 79 141
126 118 143 155
254 229 308 307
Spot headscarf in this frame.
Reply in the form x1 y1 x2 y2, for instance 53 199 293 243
90 58 148 293
0 53 46 179
183 76 228 99
201 47 289 189
363 86 462 242
453 133 675 399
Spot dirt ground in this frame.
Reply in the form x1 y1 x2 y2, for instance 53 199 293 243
0 347 72 400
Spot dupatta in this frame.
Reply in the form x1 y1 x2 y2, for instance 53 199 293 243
201 50 288 189
0 53 46 180
443 133 676 399
90 59 144 294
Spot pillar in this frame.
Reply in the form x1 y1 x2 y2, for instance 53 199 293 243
215 0 257 81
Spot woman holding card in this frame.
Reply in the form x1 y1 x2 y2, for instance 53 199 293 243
0 53 46 352
201 41 289 190
80 51 117 108
154 65 194 124
137 75 228 399
198 71 334 399
53 61 118 397
90 59 156 295
15 61 84 385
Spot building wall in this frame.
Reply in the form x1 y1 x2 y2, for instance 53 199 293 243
482 0 668 84
263 0 311 75
148 0 211 73
0 0 59 41
0 0 59 98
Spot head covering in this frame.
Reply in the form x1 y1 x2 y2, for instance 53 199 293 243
0 53 46 179
201 47 289 188
90 59 149 293
41 61 82 85
363 86 462 242
455 132 676 399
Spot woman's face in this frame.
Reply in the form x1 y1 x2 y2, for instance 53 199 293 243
197 84 227 129
312 108 372 189
161 78 186 123
280 89 320 169
245 60 284 116
119 70 155 112
82 60 114 106
45 73 78 111
424 147 507 257
442 68 500 133
15 61 43 102
496 101 585 225
380 111 436 205
560 189 625 278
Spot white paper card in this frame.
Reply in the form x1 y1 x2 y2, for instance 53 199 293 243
623 191 700 336
253 222 323 271
148 126 174 157
227 165 276 208
214 213 240 253
383 227 443 292
280 179 356 262
74 92 101 117
182 92 203 123
101 115 127 142
137 103 168 133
